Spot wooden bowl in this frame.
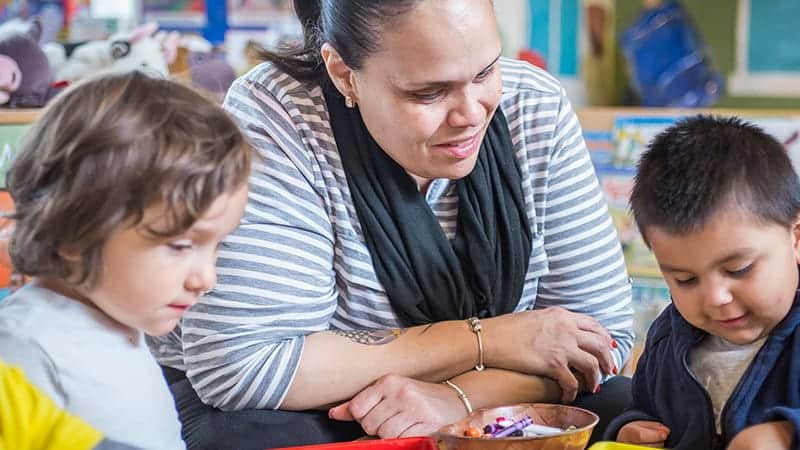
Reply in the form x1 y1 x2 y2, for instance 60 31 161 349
437 403 598 450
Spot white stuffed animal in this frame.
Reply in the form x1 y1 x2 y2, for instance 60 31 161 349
55 22 169 82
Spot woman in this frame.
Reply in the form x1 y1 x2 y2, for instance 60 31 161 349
150 0 634 448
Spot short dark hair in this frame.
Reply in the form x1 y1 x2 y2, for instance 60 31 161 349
630 115 800 244
8 71 252 287
260 0 421 82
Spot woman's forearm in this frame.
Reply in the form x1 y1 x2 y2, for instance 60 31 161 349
282 307 615 409
446 369 561 411
281 320 481 409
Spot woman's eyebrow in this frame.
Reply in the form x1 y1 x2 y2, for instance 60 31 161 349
401 53 502 89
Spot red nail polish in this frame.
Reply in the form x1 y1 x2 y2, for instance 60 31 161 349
611 339 618 349
612 366 618 375
593 385 601 394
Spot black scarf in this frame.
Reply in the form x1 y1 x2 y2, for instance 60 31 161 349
324 87 532 326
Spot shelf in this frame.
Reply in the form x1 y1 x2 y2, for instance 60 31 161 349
0 109 41 125
576 106 800 131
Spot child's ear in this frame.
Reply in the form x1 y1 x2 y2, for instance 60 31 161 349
57 246 81 262
793 214 800 263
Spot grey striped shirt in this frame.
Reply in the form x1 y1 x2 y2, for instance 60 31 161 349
149 58 633 411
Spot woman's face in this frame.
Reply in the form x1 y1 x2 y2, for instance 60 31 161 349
351 0 503 190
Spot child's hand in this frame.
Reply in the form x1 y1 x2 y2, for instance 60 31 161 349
727 421 793 450
617 420 670 447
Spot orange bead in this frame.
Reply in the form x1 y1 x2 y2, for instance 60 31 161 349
464 427 483 437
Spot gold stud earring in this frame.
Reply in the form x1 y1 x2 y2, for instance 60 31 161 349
345 95 355 108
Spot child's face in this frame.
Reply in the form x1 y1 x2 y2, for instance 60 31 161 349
81 184 249 336
647 206 800 345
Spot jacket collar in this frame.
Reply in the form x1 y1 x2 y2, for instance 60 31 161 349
667 284 800 354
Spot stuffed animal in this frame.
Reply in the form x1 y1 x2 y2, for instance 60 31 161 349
0 18 60 107
0 55 21 105
41 41 67 76
188 47 236 99
55 22 169 82
161 33 236 99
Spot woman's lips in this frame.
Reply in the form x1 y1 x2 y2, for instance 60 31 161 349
434 134 480 159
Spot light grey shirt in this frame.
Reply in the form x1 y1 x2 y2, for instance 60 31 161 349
689 334 767 433
0 284 185 450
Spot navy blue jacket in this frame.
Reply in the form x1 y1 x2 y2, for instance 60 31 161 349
605 293 800 450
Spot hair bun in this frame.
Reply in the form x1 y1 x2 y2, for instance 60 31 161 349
294 0 323 35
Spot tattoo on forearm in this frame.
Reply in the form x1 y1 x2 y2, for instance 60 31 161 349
332 328 405 345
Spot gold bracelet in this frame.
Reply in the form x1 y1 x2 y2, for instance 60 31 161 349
466 317 485 371
443 379 473 414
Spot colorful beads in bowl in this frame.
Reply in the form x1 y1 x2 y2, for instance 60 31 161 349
462 415 577 438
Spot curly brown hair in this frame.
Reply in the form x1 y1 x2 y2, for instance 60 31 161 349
8 71 252 287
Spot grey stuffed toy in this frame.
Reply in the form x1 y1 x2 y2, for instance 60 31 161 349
0 18 61 108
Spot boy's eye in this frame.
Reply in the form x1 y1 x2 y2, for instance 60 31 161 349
675 277 697 286
727 264 753 277
168 240 193 251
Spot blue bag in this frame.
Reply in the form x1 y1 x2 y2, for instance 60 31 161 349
621 1 722 107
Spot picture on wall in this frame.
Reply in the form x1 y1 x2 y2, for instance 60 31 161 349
226 0 293 28
142 0 207 27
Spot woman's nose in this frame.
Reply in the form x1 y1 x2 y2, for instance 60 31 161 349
448 92 484 129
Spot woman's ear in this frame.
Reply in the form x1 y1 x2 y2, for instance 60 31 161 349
321 43 356 99
792 213 800 264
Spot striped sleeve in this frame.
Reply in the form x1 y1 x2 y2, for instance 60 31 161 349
532 85 634 371
179 75 338 410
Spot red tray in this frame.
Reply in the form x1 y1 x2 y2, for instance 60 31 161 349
274 437 438 450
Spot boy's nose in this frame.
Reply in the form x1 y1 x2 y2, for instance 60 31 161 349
702 281 733 307
187 259 216 295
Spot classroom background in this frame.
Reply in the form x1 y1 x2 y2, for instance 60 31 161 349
1 0 799 374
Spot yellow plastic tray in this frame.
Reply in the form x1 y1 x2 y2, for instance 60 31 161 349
589 442 660 450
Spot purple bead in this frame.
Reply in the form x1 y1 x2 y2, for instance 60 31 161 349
491 416 534 438
484 424 503 434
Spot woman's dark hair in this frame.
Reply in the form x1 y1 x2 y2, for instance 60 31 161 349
259 0 420 82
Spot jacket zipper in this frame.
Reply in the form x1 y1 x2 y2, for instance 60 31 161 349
683 337 770 450
682 342 722 450
718 340 769 449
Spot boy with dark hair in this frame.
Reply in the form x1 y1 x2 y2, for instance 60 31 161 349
606 115 800 450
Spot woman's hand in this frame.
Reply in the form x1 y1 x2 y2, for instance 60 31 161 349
328 374 467 438
617 421 670 448
483 307 617 403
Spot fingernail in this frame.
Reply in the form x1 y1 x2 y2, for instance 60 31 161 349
328 409 334 418
593 385 601 394
612 366 618 375
611 339 618 349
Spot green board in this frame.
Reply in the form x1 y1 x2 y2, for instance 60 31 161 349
0 124 30 189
